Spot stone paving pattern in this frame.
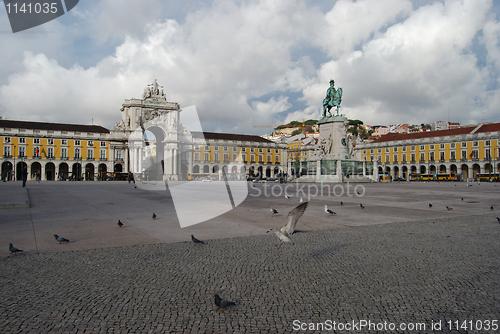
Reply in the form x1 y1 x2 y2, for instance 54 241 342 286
2 213 499 333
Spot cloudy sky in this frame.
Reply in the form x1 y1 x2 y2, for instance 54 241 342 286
0 0 499 135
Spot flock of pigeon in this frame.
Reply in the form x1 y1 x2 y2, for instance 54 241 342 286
7 188 499 312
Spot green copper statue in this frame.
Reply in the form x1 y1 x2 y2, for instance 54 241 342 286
322 79 343 117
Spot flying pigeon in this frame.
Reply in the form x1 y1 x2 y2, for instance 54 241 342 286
271 207 278 216
324 205 335 215
152 213 157 219
360 204 365 209
191 235 205 244
118 220 123 227
214 294 235 311
9 243 23 254
285 195 291 199
429 203 433 208
54 234 69 243
267 202 308 248
446 206 453 211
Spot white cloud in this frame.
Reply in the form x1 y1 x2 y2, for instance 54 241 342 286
0 0 500 134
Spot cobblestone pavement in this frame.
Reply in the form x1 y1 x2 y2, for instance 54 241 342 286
2 213 499 333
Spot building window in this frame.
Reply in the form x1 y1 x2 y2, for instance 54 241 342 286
267 155 271 162
195 152 200 161
100 141 106 147
393 154 397 163
4 137 11 143
204 153 210 162
402 146 406 152
486 140 490 146
75 140 80 146
4 146 11 157
48 139 54 145
451 143 455 148
251 154 255 162
75 148 81 159
259 155 263 162
224 153 229 161
116 151 122 161
224 146 228 151
233 153 237 161
194 145 199 150
440 151 445 161
47 147 54 158
19 146 26 158
100 149 106 160
61 148 67 159
420 145 424 150
88 141 94 146
472 149 478 159
411 153 415 162
429 152 435 161
402 154 406 162
205 146 209 150
420 153 425 162
370 149 374 153
462 150 467 160
486 149 490 159
440 144 444 149
450 151 455 161
385 155 389 163
34 138 40 144
214 146 219 151
411 146 415 151
214 153 219 162
61 139 67 145
33 147 40 158
473 141 478 147
19 137 26 144
462 142 467 147
88 149 94 160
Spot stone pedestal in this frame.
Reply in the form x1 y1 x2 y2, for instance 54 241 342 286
317 115 351 160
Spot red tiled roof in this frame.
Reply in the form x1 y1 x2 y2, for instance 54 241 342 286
0 119 109 133
474 123 500 134
192 131 273 143
372 126 478 143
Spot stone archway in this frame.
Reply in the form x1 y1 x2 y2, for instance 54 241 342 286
402 166 408 179
461 164 469 180
114 164 123 173
393 166 399 178
45 162 55 181
59 162 69 180
72 163 82 180
98 163 107 181
203 165 210 174
439 165 446 173
31 162 41 179
420 165 426 174
85 163 95 181
472 163 480 179
193 165 200 173
2 161 13 181
16 161 27 181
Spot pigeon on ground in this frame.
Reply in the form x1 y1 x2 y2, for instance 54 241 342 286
300 197 303 203
191 235 205 244
152 213 157 219
446 206 453 211
285 195 291 199
267 202 308 248
54 234 69 243
9 243 23 254
214 294 235 311
461 198 464 201
271 207 278 216
429 203 433 208
360 204 365 209
497 217 500 223
118 220 123 227
340 201 343 206
491 206 494 210
324 205 335 215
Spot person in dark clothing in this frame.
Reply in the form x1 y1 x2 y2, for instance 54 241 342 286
128 171 135 184
22 166 28 187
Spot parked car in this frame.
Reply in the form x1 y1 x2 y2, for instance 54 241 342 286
393 177 406 182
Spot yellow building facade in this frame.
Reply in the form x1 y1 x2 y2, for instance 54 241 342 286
356 123 500 181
